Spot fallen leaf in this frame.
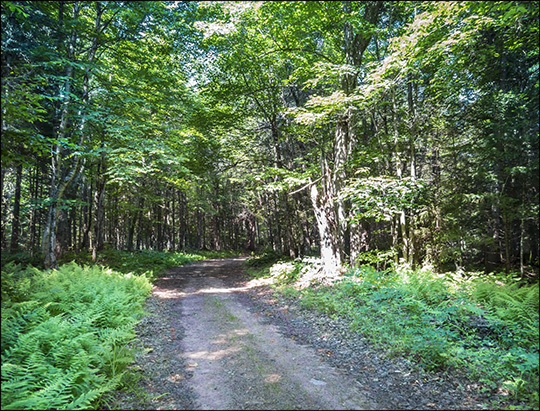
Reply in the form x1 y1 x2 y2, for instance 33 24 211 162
169 373 185 382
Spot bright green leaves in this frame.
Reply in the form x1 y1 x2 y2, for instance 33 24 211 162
80 2 201 193
105 139 190 189
290 90 364 127
1 262 152 409
342 176 425 222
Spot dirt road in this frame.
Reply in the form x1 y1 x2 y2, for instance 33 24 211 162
110 257 504 410
152 258 374 410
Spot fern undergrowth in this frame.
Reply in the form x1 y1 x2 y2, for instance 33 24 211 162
1 262 153 410
1 249 237 409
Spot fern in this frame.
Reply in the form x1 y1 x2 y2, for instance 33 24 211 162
473 281 539 325
1 263 152 410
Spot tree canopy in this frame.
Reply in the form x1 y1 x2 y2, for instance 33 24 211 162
1 0 538 277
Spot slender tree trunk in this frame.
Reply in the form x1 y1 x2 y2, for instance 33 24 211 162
114 195 120 249
42 185 59 268
127 196 143 251
80 178 92 251
10 163 23 252
42 2 74 268
92 154 106 262
42 2 100 268
391 216 399 265
171 192 176 251
502 212 511 273
29 165 39 253
407 79 417 266
0 167 5 249
520 214 525 278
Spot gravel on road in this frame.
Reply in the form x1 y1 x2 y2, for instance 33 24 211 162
107 258 515 410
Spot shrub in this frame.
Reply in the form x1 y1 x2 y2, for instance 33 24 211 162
269 261 301 283
59 249 206 280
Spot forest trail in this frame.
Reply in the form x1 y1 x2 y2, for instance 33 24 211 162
152 258 375 410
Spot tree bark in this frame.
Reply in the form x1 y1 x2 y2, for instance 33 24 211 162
9 163 23 252
310 178 341 275
312 1 381 274
92 150 106 262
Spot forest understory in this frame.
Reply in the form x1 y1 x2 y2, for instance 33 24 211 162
1 250 538 410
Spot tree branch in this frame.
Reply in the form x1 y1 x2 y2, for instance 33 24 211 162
288 175 325 195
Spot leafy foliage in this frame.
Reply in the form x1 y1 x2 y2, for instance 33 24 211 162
342 177 425 222
1 262 152 410
245 251 284 268
2 1 537 409
60 249 206 280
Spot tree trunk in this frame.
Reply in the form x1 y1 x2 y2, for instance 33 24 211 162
311 185 341 274
9 163 23 252
310 1 380 274
310 159 341 275
502 212 511 273
333 114 351 263
42 2 103 267
127 196 143 251
29 165 39 253
92 154 106 262
0 167 5 249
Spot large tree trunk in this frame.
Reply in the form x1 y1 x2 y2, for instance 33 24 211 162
312 1 381 274
310 179 341 275
333 114 351 263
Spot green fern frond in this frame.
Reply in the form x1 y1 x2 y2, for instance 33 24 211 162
1 263 152 410
473 281 539 325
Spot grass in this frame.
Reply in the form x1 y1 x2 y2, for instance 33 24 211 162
2 248 243 280
245 254 539 409
244 251 296 281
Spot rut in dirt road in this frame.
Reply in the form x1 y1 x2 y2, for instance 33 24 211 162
153 258 376 410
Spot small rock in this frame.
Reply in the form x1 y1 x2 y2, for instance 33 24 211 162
310 378 327 386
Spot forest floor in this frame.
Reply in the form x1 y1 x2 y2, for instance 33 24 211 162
107 258 507 410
